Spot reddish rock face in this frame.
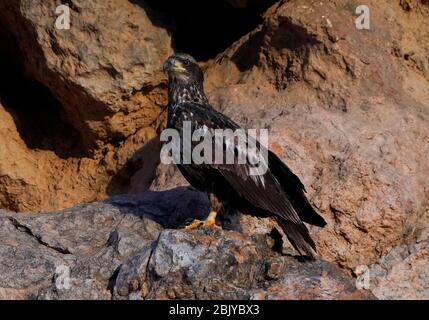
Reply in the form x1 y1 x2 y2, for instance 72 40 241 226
151 0 429 298
0 0 172 211
0 0 427 299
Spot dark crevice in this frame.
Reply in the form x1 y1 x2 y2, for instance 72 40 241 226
8 217 72 255
107 265 122 298
0 24 86 159
137 0 278 61
142 238 161 298
269 228 284 254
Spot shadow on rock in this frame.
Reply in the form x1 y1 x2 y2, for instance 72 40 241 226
106 135 163 196
0 188 376 300
106 186 210 228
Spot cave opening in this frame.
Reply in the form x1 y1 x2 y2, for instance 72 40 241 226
0 24 85 159
142 0 277 61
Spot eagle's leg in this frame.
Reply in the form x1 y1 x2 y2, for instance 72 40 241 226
185 193 223 230
201 193 222 229
201 210 221 229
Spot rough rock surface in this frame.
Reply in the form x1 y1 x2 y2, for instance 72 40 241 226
151 0 429 296
0 0 171 211
0 0 427 300
364 209 429 299
0 190 374 300
0 0 171 144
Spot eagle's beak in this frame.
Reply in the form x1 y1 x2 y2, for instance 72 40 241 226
163 58 186 74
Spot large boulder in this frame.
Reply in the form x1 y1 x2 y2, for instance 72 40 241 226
151 0 429 292
0 0 172 211
0 189 374 300
0 0 172 145
0 0 427 300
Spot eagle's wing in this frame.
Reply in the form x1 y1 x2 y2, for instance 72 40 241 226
268 151 326 227
170 102 317 256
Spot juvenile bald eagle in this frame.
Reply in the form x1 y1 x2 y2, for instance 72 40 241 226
163 53 326 259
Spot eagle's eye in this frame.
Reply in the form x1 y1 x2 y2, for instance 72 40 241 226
183 59 190 67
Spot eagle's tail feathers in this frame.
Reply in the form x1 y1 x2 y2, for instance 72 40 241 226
275 217 317 260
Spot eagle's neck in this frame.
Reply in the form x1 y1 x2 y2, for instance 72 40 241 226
168 79 208 107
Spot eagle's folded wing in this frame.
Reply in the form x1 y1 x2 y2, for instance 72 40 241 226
171 102 317 256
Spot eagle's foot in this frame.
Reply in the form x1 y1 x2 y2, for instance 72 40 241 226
201 210 222 229
185 219 204 230
185 211 222 230
201 217 222 229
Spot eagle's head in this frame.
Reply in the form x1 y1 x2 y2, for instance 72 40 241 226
163 53 204 85
163 53 207 105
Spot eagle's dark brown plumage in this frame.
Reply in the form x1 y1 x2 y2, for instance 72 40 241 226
163 53 326 259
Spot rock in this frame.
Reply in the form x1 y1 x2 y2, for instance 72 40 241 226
0 0 171 146
152 0 429 277
251 258 375 300
0 0 427 300
367 240 429 300
145 229 268 299
0 0 172 212
0 99 159 212
114 244 154 298
0 191 374 300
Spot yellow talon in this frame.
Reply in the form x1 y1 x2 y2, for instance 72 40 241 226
202 219 222 229
185 211 222 230
185 219 204 230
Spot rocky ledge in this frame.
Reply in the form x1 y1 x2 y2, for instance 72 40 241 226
0 187 374 300
0 0 427 300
